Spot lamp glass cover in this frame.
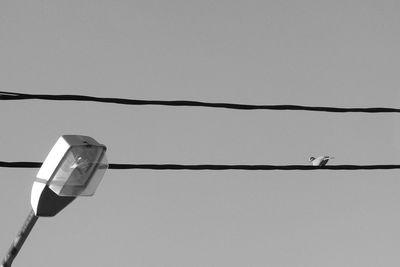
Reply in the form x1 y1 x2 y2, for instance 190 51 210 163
48 145 108 196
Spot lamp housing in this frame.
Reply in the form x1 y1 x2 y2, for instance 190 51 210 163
31 135 108 216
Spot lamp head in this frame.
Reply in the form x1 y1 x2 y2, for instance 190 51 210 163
31 135 108 216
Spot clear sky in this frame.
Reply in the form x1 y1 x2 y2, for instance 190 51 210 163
1 1 400 266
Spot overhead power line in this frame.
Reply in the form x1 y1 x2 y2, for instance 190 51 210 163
1 90 400 113
1 161 400 170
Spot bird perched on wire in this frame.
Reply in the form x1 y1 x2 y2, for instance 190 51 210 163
309 156 334 166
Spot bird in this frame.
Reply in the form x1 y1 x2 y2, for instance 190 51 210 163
309 156 334 166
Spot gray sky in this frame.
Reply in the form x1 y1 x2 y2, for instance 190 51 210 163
1 0 400 266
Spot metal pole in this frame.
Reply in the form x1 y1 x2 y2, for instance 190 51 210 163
1 209 38 267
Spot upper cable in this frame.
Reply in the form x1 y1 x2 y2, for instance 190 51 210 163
1 90 400 113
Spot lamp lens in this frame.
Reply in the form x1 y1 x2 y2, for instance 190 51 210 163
49 146 107 196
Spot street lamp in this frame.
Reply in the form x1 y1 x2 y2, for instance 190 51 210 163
1 135 108 267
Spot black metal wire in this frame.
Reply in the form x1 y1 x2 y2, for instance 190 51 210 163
1 90 400 113
1 161 400 170
108 164 400 170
